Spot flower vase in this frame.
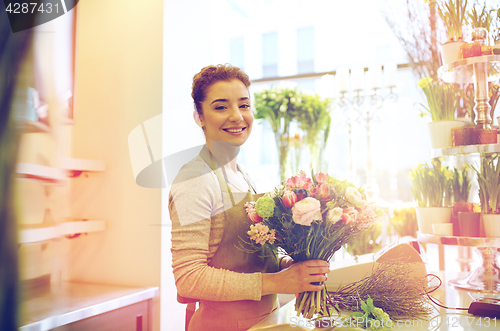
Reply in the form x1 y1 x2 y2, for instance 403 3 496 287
416 207 452 235
482 214 500 238
428 121 465 149
441 40 465 65
275 130 291 182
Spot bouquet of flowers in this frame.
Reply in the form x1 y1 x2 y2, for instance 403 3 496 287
242 170 384 319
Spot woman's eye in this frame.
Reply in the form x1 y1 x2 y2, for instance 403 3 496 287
214 105 226 110
240 104 250 109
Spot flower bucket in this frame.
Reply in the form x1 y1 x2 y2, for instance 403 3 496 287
482 214 500 238
416 207 452 235
458 212 481 237
452 202 473 216
441 40 465 65
428 120 465 149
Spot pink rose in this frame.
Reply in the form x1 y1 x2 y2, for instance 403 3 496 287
292 197 322 226
282 190 297 208
342 207 358 224
285 174 312 190
247 210 263 223
314 172 329 185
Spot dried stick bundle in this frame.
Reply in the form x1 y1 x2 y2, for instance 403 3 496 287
327 261 436 320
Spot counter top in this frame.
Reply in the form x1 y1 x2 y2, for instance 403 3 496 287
249 271 500 330
20 282 159 331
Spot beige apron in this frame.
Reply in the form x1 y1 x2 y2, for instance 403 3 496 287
183 146 279 331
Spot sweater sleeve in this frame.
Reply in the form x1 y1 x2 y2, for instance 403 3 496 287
170 158 263 301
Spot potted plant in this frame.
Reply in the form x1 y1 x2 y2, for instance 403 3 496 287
450 167 472 235
392 206 418 238
410 162 453 234
452 167 472 210
418 76 464 149
471 152 500 238
433 0 468 64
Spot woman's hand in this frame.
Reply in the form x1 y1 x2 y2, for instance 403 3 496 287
279 256 294 270
261 259 329 296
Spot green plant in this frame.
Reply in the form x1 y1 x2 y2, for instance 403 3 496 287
392 207 418 238
452 167 471 203
410 162 453 207
417 77 459 121
471 153 500 214
295 93 331 172
253 86 303 180
468 2 492 30
431 0 469 41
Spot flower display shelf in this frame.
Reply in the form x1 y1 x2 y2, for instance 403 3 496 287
16 163 66 184
438 55 500 129
60 157 106 177
431 143 500 158
19 219 106 244
418 232 500 293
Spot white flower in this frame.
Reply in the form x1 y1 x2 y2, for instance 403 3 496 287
327 207 343 224
345 187 367 209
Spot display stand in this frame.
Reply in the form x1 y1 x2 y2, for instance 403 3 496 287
438 55 500 128
415 56 500 293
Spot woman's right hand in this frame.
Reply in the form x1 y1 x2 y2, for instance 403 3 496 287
261 259 330 296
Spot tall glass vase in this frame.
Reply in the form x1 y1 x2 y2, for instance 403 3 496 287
274 119 291 182
306 130 325 174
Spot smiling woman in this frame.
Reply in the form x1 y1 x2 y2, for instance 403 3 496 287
169 64 329 331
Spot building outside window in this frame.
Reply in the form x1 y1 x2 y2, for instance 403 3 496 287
262 32 278 78
297 26 314 74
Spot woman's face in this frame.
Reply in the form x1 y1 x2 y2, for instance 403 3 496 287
199 79 253 147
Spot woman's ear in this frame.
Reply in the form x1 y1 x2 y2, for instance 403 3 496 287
193 111 204 128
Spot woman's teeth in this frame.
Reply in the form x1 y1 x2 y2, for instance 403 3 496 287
224 128 244 133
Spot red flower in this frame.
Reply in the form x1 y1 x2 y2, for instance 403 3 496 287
282 190 298 208
314 172 329 185
248 210 263 223
285 174 312 190
317 183 331 201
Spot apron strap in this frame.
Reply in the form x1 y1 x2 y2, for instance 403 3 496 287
199 145 236 211
237 164 257 194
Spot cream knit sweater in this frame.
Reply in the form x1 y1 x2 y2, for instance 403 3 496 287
170 155 263 301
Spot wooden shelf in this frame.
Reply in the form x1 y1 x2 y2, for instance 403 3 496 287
21 120 51 133
60 157 106 176
16 163 66 183
19 220 106 244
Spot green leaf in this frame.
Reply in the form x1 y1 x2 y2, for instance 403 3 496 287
360 299 368 312
367 296 374 310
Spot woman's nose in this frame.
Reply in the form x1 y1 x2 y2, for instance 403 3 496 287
229 106 243 122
